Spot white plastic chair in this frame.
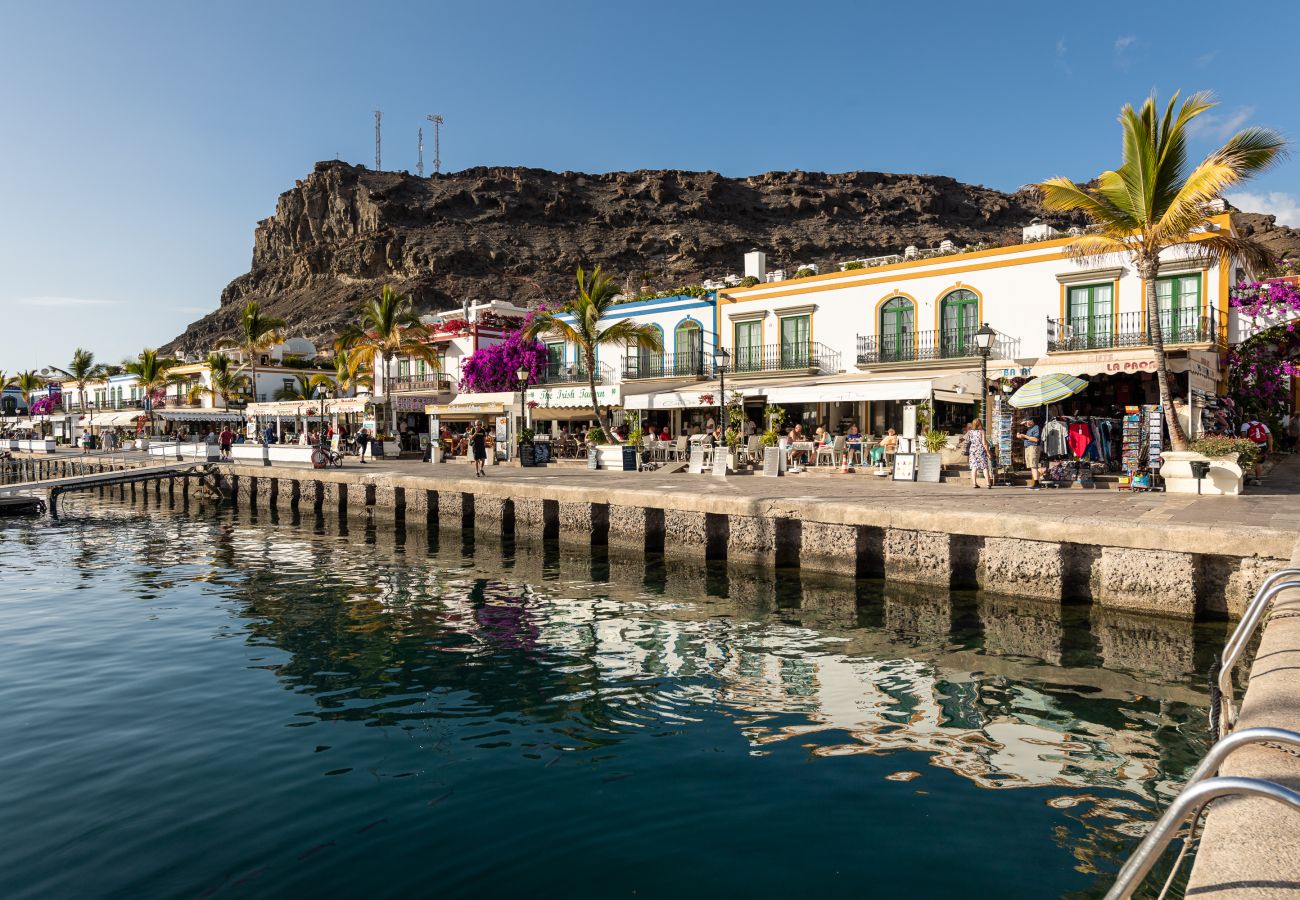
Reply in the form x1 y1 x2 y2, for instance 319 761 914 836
815 436 844 467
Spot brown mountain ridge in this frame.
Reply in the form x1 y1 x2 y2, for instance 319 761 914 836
163 160 1300 355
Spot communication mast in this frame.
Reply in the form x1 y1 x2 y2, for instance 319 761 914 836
426 114 443 173
373 110 382 170
417 127 424 177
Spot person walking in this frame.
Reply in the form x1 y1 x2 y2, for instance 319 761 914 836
1240 417 1273 483
962 418 995 489
218 426 234 461
470 424 488 477
1016 418 1043 489
1287 410 1300 453
356 427 371 464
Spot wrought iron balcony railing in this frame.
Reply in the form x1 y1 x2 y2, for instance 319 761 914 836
536 360 614 385
1046 308 1218 352
728 342 840 375
622 351 712 380
388 374 456 393
856 329 1017 365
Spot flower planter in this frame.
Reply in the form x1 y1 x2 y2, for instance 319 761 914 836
592 444 624 470
1160 451 1244 496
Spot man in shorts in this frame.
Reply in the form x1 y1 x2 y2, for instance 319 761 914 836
1017 418 1043 489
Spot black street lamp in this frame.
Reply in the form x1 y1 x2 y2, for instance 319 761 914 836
516 365 531 439
713 346 731 436
974 322 996 437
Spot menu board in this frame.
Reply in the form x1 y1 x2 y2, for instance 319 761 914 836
711 450 729 477
587 446 599 470
762 446 781 477
532 440 552 464
916 453 942 483
892 452 917 482
520 443 536 467
688 446 706 474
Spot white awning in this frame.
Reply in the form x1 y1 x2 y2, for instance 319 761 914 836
624 383 766 410
157 409 244 422
325 397 368 414
92 410 146 427
426 402 505 417
453 391 518 406
525 384 622 409
764 373 981 404
1031 349 1220 393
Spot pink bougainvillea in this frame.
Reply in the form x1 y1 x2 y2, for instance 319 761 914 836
1227 277 1300 422
459 317 549 393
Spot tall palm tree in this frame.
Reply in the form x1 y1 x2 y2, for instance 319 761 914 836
216 301 287 407
50 347 106 433
273 373 318 401
124 350 183 435
336 285 438 437
14 370 46 435
188 353 250 410
1034 91 1287 450
523 266 663 442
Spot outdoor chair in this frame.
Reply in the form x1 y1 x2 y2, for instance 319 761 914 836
671 436 688 461
815 436 844 467
745 435 762 464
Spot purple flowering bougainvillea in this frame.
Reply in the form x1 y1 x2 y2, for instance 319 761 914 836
1227 277 1300 422
459 316 550 393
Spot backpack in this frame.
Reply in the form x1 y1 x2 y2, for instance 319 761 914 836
1245 421 1268 444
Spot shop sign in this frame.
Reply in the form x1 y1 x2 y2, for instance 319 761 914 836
525 384 621 408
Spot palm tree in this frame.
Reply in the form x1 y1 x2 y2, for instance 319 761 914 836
124 350 183 435
1034 91 1287 449
335 285 438 437
188 353 250 410
14 370 46 435
273 373 318 401
50 347 106 434
216 301 286 407
523 266 662 443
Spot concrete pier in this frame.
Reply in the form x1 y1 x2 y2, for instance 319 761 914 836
176 461 1300 623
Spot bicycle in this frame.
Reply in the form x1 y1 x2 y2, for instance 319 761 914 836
311 446 345 469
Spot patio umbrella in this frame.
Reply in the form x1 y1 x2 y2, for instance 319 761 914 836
1008 373 1089 409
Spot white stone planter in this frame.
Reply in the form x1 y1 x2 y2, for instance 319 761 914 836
593 444 624 469
1160 451 1243 496
148 442 221 461
7 438 57 454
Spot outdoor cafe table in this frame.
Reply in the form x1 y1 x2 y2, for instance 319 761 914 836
786 441 815 465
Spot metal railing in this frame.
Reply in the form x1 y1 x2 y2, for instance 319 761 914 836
1047 308 1218 352
730 342 840 375
856 330 1017 364
388 374 455 393
536 360 615 385
1217 572 1300 735
622 351 711 380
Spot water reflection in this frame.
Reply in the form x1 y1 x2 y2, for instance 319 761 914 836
8 495 1222 895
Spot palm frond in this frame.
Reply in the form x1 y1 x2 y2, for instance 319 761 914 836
598 319 664 352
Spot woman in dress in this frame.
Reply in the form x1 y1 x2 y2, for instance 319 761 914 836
963 419 995 489
471 424 488 477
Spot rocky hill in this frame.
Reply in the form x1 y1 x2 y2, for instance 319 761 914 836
163 161 1300 354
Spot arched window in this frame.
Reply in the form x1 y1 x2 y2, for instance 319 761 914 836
939 289 979 356
629 325 664 378
674 320 703 375
879 297 915 362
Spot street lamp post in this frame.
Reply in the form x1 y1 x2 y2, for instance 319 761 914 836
515 365 531 457
974 322 996 440
713 346 731 438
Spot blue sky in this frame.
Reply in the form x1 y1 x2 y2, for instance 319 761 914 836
2 0 1298 370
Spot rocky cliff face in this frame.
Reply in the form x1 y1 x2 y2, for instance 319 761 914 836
164 161 1298 354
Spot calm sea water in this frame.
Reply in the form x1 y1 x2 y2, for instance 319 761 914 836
0 494 1219 899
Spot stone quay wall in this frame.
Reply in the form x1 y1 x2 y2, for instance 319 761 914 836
178 463 1295 622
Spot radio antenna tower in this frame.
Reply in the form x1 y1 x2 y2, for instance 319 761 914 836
426 114 443 174
417 127 424 177
373 110 382 170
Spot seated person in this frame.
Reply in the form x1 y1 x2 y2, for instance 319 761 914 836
881 428 900 459
659 426 671 441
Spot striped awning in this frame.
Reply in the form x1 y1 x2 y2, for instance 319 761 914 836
157 409 245 422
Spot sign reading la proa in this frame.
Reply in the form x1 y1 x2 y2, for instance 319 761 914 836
688 446 706 474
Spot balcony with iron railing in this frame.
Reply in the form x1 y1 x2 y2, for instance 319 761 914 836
1046 308 1218 352
856 330 1018 366
622 351 712 380
387 373 456 394
729 342 840 376
536 359 615 386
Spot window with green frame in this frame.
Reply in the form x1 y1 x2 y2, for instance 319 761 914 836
674 321 703 374
398 358 411 380
1155 274 1202 342
779 314 810 368
1066 283 1114 349
879 297 914 361
734 320 762 372
545 342 565 378
628 327 663 378
939 289 978 356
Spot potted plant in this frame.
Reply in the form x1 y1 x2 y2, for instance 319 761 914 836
1161 435 1256 495
586 425 622 469
915 428 949 479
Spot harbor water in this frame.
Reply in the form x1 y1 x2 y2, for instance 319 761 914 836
0 495 1220 898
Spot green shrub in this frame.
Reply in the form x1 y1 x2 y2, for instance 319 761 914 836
760 427 780 448
586 426 607 444
841 261 865 271
793 267 816 279
627 426 643 445
516 427 534 445
1190 435 1261 467
923 429 949 453
738 275 761 288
